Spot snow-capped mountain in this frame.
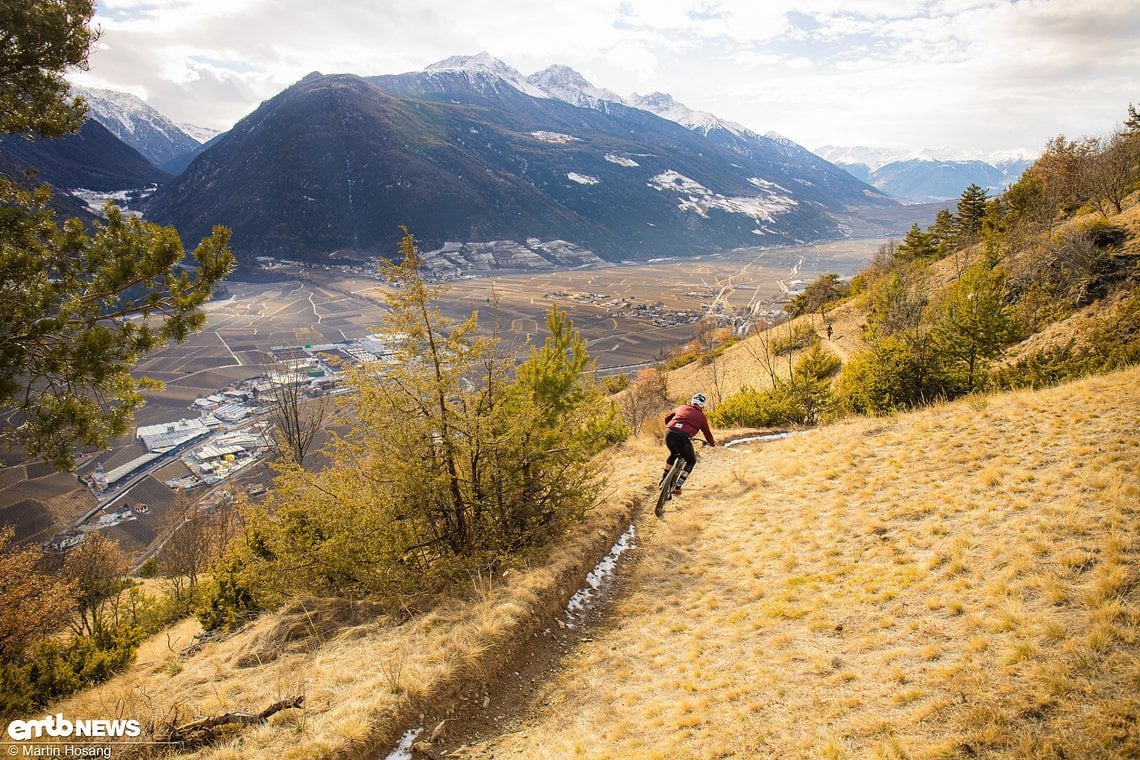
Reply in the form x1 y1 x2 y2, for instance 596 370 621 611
814 145 913 173
815 145 1035 172
516 63 885 211
437 56 1034 205
419 51 551 100
525 65 627 110
629 92 750 138
72 86 204 167
177 123 222 144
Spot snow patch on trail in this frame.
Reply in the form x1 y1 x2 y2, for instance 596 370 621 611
724 432 794 448
565 523 637 628
384 728 422 759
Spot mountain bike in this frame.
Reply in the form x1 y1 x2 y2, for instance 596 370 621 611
654 437 709 518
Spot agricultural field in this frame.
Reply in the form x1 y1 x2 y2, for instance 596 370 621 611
0 238 883 551
332 237 882 370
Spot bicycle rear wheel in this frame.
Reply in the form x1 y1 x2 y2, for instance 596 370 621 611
655 460 684 517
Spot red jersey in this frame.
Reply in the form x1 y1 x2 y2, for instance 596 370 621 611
664 404 715 444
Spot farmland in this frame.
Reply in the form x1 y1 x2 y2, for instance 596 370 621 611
0 238 883 554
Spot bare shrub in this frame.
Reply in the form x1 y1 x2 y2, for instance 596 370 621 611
261 357 332 467
0 526 75 661
158 493 242 601
618 367 670 433
61 532 130 638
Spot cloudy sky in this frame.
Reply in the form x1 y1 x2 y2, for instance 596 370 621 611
72 0 1139 156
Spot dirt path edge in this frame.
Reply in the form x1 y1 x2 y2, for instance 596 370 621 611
346 479 650 759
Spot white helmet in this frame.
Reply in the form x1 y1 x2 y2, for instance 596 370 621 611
690 393 708 408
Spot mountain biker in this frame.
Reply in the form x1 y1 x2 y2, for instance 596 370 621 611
661 393 717 496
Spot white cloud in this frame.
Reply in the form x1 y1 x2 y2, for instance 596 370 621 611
72 0 1140 153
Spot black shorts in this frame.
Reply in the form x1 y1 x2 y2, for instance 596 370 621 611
664 429 696 473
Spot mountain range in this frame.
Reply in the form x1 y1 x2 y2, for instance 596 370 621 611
0 118 169 192
71 86 213 170
814 145 1035 204
3 54 1035 269
136 54 896 269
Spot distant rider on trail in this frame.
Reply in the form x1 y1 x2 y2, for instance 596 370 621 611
661 393 717 496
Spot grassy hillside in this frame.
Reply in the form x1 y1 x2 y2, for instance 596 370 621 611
30 441 654 758
665 198 1140 414
470 365 1140 758
23 366 1137 758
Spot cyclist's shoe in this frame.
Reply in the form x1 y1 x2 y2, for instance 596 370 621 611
673 487 682 496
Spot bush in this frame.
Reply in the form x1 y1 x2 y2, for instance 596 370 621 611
0 603 155 720
136 557 159 578
601 373 631 394
618 367 669 433
710 385 802 428
771 322 818 355
795 342 842 380
711 345 840 428
196 551 264 632
663 344 702 369
10 587 195 718
579 402 631 448
836 334 955 415
988 290 1140 390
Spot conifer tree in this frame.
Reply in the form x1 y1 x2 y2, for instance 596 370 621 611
1 0 235 467
931 262 1013 392
218 229 626 606
0 0 95 137
897 223 937 262
1125 103 1140 135
955 183 989 241
929 208 957 255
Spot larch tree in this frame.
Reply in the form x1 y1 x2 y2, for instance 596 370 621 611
1080 131 1136 216
212 229 626 607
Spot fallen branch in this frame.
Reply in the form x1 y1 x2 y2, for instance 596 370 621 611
163 696 304 747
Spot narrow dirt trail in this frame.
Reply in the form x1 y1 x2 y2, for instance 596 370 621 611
399 441 759 758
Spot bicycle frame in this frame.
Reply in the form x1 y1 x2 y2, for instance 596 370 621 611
654 438 708 518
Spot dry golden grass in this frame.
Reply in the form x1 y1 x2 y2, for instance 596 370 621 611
30 440 661 759
666 306 852 404
469 365 1140 758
